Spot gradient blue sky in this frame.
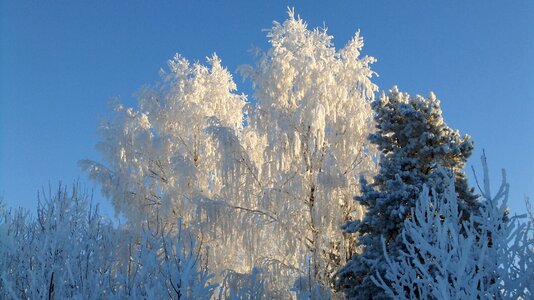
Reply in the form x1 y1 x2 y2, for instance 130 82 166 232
1 1 533 218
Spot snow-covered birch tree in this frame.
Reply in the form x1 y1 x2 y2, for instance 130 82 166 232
81 9 378 297
80 53 255 276
239 9 377 294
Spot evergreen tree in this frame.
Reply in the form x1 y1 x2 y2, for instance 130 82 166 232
337 87 478 299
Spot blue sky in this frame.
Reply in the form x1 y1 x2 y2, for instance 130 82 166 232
1 1 533 218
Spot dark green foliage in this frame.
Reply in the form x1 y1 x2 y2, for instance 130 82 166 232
337 87 478 299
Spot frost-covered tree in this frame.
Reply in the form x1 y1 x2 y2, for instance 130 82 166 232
0 184 216 299
80 53 252 276
80 53 247 225
338 87 478 299
373 156 533 299
82 9 378 297
239 9 377 293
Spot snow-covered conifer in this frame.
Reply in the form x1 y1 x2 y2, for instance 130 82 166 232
338 87 478 299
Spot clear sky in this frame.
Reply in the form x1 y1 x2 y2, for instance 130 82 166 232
1 1 533 218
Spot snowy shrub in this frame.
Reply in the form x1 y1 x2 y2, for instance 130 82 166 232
217 267 268 299
292 273 332 300
111 216 217 299
373 155 533 299
0 185 117 299
0 185 216 299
